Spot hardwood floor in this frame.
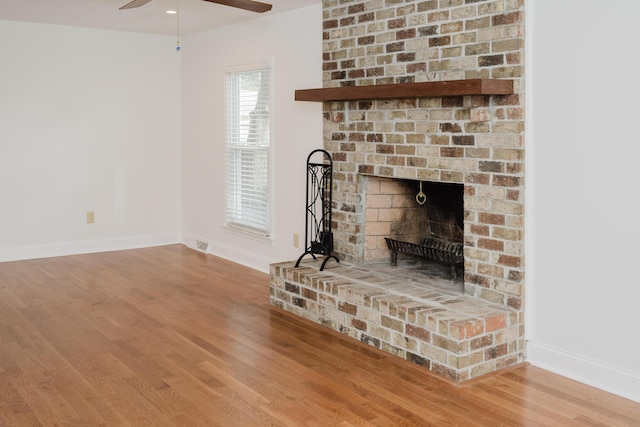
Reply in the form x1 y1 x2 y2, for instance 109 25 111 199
0 245 638 426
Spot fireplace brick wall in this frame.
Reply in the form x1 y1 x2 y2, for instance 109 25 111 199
322 0 525 312
270 0 526 382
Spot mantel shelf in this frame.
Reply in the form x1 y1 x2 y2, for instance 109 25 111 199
295 78 513 102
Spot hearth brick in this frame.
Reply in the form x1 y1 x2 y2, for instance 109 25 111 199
338 301 358 315
406 324 431 341
351 318 367 331
449 319 484 340
381 315 404 332
302 288 318 301
271 260 523 382
285 282 300 294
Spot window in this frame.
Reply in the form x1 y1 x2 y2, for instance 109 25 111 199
224 65 271 237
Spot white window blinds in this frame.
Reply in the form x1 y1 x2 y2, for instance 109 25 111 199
224 66 271 237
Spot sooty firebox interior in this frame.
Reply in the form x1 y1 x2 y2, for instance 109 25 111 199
364 177 465 284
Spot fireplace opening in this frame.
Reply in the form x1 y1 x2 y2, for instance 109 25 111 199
363 176 464 290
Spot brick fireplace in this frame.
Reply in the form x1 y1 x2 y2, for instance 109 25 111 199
271 0 525 382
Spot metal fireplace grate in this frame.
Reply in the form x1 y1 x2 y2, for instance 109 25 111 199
385 237 463 279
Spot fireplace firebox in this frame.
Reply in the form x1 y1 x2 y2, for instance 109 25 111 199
362 176 464 280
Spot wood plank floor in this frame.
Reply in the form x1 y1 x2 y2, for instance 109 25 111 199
0 245 638 426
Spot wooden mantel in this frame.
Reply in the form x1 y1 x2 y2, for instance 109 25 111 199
295 78 513 102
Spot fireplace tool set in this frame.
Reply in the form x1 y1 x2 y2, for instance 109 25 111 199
295 149 339 271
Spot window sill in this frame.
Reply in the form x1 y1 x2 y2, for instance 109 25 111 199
223 225 275 246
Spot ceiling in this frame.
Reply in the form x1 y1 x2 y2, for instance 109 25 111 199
0 0 320 36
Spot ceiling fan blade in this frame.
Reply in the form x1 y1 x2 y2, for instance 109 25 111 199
201 0 272 13
119 0 153 10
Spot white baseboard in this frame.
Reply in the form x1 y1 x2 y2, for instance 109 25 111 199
0 233 180 263
527 341 640 403
182 233 272 274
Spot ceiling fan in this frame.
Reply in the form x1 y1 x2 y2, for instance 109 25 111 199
119 0 272 13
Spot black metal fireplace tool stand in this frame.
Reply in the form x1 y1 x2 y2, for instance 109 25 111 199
295 149 339 271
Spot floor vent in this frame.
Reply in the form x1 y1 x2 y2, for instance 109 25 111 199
196 240 209 252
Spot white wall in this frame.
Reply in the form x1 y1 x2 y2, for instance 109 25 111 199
180 5 323 272
527 1 640 402
0 20 182 261
4 0 637 403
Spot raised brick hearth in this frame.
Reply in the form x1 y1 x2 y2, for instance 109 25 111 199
271 0 526 382
271 259 519 381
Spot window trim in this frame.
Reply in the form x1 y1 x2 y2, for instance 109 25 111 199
222 61 275 242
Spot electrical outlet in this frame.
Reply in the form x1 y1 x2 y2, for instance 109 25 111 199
293 233 300 248
86 211 95 224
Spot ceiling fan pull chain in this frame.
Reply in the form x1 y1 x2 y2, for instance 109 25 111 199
175 0 181 52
